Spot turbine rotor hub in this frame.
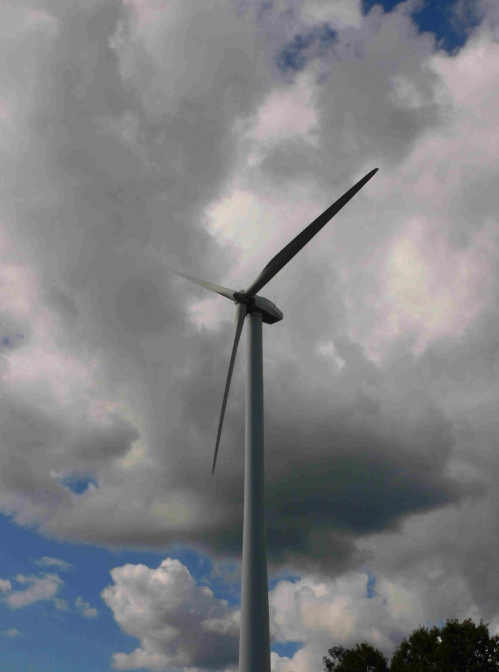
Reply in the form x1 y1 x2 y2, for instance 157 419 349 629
234 291 283 324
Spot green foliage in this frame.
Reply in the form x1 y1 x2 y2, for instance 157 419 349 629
389 625 441 672
390 618 499 672
324 619 499 672
323 642 389 672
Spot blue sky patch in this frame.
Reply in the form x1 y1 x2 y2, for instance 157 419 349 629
277 23 337 72
362 0 481 52
269 570 301 590
277 0 481 76
0 515 143 672
59 475 98 495
272 640 304 658
0 515 307 669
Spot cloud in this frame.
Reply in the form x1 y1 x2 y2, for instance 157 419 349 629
270 557 492 670
269 566 476 659
300 0 363 28
1 565 95 619
102 554 488 670
75 595 98 619
0 578 12 592
0 0 499 665
102 558 239 670
35 556 72 571
5 573 63 609
54 597 69 611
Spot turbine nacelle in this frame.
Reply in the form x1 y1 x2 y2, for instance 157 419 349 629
234 292 283 324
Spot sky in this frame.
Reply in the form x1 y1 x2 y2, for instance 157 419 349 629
1 0 499 669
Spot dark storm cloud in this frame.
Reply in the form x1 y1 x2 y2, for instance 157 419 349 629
144 252 481 574
210 354 478 575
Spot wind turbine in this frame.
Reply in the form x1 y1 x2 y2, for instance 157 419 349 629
173 168 377 672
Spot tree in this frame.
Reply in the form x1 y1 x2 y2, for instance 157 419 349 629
323 619 499 672
389 625 441 672
390 618 499 672
323 642 389 672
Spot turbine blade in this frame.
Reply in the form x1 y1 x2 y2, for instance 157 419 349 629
245 168 378 296
169 268 237 301
212 303 246 475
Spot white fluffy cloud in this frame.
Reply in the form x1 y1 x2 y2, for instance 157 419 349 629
102 558 239 670
4 573 62 609
35 556 72 571
0 567 98 622
268 564 483 671
0 578 12 592
300 0 363 28
75 595 98 619
102 555 491 671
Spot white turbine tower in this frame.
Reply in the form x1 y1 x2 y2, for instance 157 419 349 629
173 168 378 671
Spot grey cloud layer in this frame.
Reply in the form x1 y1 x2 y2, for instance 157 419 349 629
1 5 499 662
